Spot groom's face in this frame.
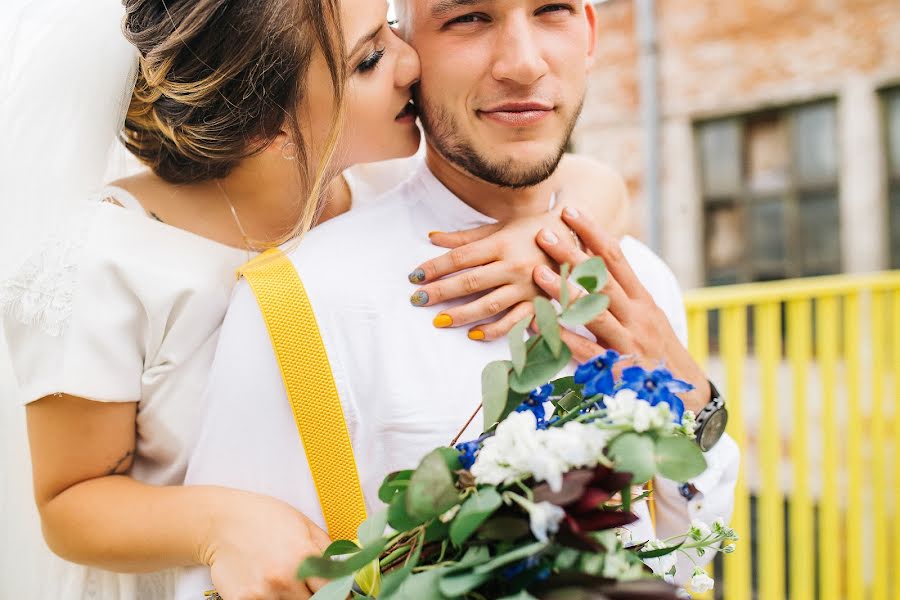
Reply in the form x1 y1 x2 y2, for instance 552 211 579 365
401 0 597 188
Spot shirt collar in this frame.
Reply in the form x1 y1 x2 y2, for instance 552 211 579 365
411 160 499 231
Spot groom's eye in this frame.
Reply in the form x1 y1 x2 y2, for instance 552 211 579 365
536 3 575 15
447 12 490 26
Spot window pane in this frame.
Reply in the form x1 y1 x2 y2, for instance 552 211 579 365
699 120 741 196
705 203 743 284
891 185 900 269
749 199 787 280
798 191 841 276
793 102 838 184
746 114 789 194
888 91 900 177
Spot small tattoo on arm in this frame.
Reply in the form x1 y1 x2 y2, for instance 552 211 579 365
106 449 135 476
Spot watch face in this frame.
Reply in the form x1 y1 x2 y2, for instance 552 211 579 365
699 408 728 451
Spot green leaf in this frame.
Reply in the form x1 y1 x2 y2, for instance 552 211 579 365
496 592 539 600
406 449 461 522
559 263 571 309
473 541 548 574
298 538 387 579
637 540 684 559
571 257 608 294
378 565 413 599
449 488 503 546
508 317 531 375
533 297 562 357
309 575 355 600
548 375 578 398
438 570 492 597
378 470 413 504
559 294 610 327
323 539 362 559
482 360 512 431
509 340 572 393
388 492 421 530
380 568 448 600
655 436 707 482
607 432 656 485
554 390 583 415
357 507 388 547
424 517 451 542
476 515 531 542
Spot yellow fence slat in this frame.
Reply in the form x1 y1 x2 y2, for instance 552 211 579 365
871 292 888 600
721 305 751 600
756 302 784 600
816 296 841 600
844 293 864 600
787 299 813 600
893 291 900 600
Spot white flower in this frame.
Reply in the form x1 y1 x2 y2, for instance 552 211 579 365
526 500 566 542
602 552 632 579
438 504 461 523
722 543 736 554
690 519 712 540
641 538 677 579
616 527 633 545
604 389 638 425
689 567 715 593
631 401 655 432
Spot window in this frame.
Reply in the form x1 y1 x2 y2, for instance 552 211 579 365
885 88 900 268
697 101 841 285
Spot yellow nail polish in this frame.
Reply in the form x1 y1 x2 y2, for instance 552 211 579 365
428 231 443 237
433 313 453 328
468 329 485 341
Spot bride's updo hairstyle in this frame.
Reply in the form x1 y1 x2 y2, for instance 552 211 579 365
120 0 347 238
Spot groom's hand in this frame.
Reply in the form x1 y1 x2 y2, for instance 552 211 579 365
532 206 711 414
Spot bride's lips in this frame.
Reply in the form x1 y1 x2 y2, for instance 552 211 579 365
477 101 553 127
395 99 417 123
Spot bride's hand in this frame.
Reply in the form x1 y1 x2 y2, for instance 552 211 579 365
204 490 331 600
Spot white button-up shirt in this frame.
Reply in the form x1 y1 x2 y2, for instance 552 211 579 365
176 161 739 596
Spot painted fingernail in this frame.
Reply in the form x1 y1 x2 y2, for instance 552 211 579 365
468 329 486 341
564 206 580 219
410 290 429 306
428 231 443 237
541 229 559 245
408 268 426 284
539 266 555 282
433 313 453 328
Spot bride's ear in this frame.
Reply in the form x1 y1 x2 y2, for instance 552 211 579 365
264 131 300 160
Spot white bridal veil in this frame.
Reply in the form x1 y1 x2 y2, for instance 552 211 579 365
0 0 139 594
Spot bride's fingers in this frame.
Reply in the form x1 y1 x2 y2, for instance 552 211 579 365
560 329 606 364
409 263 511 307
534 228 591 271
431 285 522 329
467 300 534 342
408 238 499 285
427 223 503 249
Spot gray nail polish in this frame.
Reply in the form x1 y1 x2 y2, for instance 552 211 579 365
408 268 426 284
410 290 429 306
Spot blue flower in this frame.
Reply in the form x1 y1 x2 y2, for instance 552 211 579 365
620 365 692 422
501 555 543 579
515 384 552 425
575 350 620 398
455 439 481 470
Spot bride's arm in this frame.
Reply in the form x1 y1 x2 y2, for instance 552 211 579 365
26 395 330 578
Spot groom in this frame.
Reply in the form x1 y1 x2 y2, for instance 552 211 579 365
179 0 737 595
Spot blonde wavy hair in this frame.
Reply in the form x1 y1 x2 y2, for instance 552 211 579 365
120 0 347 243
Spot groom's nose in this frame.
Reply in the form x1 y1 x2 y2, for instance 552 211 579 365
490 12 549 86
394 36 421 89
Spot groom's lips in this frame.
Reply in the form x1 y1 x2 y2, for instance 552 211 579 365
478 101 553 127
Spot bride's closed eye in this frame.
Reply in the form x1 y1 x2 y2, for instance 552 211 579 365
356 47 385 73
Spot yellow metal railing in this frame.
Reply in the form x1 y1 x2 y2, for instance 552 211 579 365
683 271 900 600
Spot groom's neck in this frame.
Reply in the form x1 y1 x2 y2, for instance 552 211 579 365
424 144 557 222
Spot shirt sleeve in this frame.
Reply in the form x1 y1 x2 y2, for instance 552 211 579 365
2 207 146 404
175 279 327 599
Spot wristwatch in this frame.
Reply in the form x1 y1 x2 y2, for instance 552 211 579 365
694 380 728 452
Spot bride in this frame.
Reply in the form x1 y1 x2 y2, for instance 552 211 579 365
0 0 630 598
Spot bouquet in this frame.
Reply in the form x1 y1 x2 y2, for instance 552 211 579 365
299 259 738 599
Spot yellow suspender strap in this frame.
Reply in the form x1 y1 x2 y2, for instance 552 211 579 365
238 249 368 541
647 479 657 530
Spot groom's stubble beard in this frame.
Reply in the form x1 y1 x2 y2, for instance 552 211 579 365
414 85 584 190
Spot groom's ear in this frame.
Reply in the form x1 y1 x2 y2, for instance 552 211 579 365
583 1 598 70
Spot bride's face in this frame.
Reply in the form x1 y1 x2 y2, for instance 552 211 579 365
303 0 422 171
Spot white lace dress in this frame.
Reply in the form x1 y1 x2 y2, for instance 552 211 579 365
1 187 249 600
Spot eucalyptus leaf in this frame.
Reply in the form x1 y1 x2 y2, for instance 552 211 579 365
388 492 421 530
380 568 448 600
607 432 656 485
476 515 531 542
509 340 572 393
449 488 503 547
356 507 388 547
473 541 548 574
309 575 355 600
378 565 413 599
571 257 608 294
323 539 362 559
438 570 492 597
436 446 463 472
298 538 387 579
548 375 578 398
482 360 512 431
378 470 413 504
559 294 610 328
655 436 707 482
406 449 460 522
533 297 562 357
554 390 583 415
508 316 531 375
559 263 571 309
